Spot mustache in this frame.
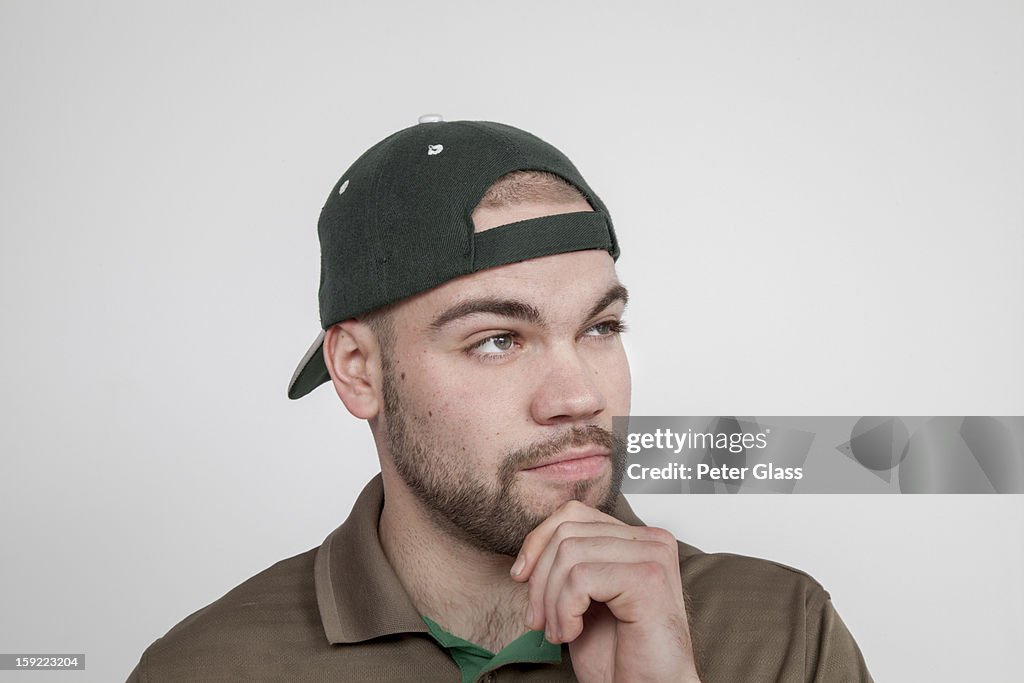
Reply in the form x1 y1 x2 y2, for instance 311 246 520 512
498 425 622 477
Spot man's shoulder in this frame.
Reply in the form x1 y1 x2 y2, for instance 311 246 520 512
157 546 321 644
674 545 871 681
131 547 325 680
680 543 828 592
677 543 833 622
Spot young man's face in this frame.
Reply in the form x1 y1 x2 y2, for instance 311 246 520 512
376 201 631 556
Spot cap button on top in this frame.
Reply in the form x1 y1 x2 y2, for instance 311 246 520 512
417 113 444 124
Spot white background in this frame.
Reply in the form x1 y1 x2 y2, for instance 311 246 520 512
2 1 1022 681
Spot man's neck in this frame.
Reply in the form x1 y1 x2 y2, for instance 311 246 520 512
377 479 531 654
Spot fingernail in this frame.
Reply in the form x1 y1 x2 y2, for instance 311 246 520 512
510 555 525 577
525 604 533 627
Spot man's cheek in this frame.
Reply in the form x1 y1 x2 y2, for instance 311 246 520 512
602 362 631 413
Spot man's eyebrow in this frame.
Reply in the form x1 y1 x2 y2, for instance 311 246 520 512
585 283 629 320
428 283 629 332
428 298 544 331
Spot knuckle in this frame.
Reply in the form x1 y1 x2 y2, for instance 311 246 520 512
654 539 678 563
645 526 676 546
639 560 664 581
566 562 590 588
553 520 583 543
520 528 540 549
563 499 589 514
556 535 584 558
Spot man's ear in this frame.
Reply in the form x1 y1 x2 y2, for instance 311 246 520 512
323 320 382 420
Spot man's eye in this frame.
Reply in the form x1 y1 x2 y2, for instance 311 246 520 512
585 320 627 337
472 334 515 354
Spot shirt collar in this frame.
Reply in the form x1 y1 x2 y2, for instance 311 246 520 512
314 473 655 645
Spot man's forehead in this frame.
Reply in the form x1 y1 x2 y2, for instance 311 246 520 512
397 250 623 328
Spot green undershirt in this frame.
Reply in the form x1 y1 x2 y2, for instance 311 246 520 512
421 616 562 683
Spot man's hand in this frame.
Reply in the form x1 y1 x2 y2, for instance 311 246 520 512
509 500 701 683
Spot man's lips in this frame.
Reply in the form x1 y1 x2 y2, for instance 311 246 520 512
522 446 611 470
520 446 611 479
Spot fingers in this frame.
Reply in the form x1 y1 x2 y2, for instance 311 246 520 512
508 502 697 680
510 500 624 583
525 526 678 632
542 542 679 643
509 499 682 639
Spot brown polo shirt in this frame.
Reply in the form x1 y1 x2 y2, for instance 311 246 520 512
127 475 873 682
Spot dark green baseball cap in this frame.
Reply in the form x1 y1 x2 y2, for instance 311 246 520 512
288 116 620 399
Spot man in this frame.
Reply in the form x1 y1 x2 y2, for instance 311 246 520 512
127 116 872 682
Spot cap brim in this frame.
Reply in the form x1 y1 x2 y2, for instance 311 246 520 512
288 330 331 399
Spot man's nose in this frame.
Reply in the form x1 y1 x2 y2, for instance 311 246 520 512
529 344 606 425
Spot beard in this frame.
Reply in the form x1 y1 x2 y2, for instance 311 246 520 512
380 358 627 557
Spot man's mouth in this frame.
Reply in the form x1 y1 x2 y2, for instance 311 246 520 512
520 446 610 479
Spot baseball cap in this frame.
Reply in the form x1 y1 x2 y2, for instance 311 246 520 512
288 115 620 399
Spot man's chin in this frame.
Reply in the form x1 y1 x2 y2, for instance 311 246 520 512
518 472 615 516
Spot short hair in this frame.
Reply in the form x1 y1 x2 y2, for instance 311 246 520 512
359 301 397 357
359 170 590 354
474 169 590 209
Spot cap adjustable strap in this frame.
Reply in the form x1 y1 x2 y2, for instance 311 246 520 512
471 211 618 271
